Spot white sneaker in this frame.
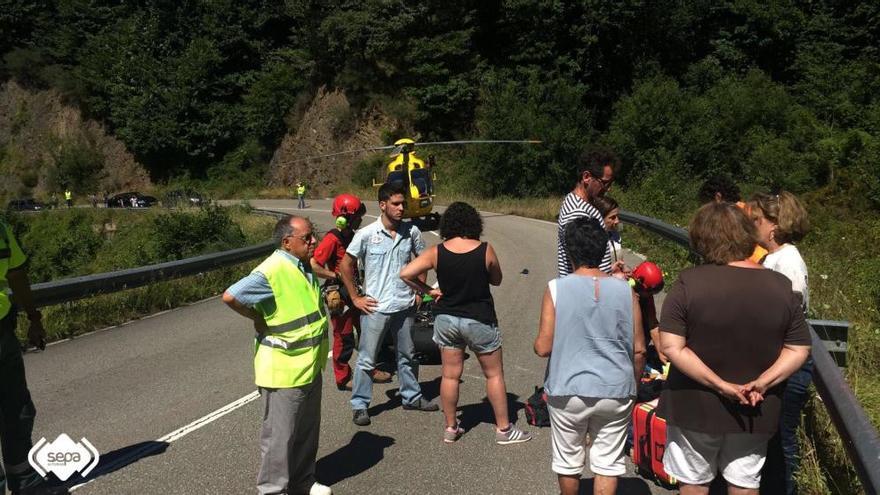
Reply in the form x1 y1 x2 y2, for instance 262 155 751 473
310 482 332 495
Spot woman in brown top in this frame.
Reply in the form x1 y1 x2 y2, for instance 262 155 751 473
658 202 811 495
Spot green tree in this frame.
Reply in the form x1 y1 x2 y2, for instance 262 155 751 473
50 139 106 194
462 70 593 197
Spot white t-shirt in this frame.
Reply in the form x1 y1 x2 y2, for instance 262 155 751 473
762 243 809 311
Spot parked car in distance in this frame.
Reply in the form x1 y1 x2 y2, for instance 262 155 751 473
7 198 47 211
106 192 158 208
163 189 204 207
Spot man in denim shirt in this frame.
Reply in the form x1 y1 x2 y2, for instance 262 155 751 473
340 183 438 426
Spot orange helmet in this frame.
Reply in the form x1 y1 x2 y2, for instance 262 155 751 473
631 261 664 295
332 194 365 218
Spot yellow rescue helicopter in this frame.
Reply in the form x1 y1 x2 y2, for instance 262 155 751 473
377 138 439 226
294 138 541 229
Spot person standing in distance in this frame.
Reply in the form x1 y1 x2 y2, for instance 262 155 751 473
557 148 617 277
296 182 307 209
223 215 332 495
340 182 438 427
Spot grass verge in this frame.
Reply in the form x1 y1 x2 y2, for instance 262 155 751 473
11 206 275 343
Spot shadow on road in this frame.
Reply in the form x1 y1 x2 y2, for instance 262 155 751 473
577 476 653 494
457 393 525 431
61 440 169 488
316 432 395 486
367 377 441 418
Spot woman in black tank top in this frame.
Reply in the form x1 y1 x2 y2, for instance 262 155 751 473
401 202 531 445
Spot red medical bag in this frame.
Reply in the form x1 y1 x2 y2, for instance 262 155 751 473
632 400 677 487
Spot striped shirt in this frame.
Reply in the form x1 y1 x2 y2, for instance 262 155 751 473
556 192 613 276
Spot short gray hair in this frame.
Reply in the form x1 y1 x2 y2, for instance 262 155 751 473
273 215 312 245
274 215 295 245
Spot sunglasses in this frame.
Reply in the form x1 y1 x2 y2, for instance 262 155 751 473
286 232 316 244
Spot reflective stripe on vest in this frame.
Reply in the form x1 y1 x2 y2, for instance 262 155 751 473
259 329 327 351
265 309 324 334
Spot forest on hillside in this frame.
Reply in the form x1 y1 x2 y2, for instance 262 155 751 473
2 0 879 207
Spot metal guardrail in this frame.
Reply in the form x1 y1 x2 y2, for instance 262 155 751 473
30 241 275 307
619 209 880 494
25 208 289 308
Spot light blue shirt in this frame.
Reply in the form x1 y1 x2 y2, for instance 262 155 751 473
346 219 425 313
545 275 636 399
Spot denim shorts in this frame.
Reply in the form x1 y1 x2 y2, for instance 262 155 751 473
432 314 501 354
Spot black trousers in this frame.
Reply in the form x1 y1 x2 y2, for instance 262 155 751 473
0 309 38 493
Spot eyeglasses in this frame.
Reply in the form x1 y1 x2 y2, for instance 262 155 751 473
286 232 316 244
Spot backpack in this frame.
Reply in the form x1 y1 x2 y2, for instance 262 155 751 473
524 386 551 427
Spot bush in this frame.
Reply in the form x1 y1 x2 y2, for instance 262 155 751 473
18 210 105 282
49 139 106 194
151 205 247 260
3 48 46 86
352 154 384 189
608 70 829 194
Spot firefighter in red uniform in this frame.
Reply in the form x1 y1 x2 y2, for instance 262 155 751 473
311 194 392 390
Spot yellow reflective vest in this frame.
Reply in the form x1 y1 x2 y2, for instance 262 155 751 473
252 251 329 388
0 222 27 320
64 190 72 200
296 185 306 195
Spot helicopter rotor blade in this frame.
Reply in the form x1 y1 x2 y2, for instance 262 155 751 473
283 145 397 164
412 140 542 147
285 139 541 164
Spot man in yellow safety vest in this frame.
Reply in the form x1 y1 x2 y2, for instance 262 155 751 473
296 182 306 209
64 189 72 209
223 215 331 495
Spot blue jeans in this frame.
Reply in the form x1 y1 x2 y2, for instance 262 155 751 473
762 357 814 495
297 194 305 209
350 309 422 410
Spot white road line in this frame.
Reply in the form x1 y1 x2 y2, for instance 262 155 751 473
158 391 260 443
70 391 261 491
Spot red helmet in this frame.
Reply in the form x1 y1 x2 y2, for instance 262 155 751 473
632 261 664 294
332 194 364 217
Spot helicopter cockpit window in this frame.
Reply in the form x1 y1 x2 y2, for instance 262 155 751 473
410 168 433 195
387 171 406 186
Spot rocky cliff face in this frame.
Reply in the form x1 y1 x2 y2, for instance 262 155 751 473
0 81 150 199
269 87 403 192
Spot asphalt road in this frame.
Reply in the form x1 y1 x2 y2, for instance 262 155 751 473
24 199 674 495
